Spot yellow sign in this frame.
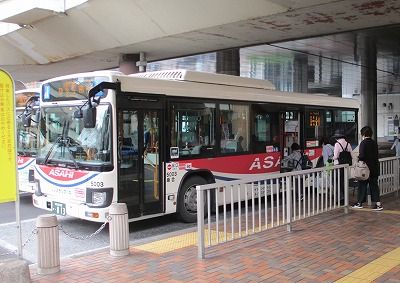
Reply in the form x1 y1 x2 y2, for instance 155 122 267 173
0 69 16 203
309 111 321 127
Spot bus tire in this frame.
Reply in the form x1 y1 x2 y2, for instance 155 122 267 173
177 176 207 223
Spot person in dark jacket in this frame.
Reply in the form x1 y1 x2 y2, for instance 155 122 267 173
352 126 383 210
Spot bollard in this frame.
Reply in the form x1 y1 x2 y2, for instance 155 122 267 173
36 214 60 275
109 203 129 256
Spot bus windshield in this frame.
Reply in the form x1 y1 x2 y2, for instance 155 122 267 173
36 104 112 170
16 109 39 157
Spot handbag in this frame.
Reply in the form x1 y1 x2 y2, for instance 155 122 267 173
353 161 370 180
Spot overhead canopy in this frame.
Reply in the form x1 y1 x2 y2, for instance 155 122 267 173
1 0 400 82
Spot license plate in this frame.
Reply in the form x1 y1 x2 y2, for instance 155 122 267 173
52 201 66 216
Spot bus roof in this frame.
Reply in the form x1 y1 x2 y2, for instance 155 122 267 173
117 70 360 109
132 69 276 90
41 70 123 84
39 69 359 109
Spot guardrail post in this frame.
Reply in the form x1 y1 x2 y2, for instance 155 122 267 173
197 185 205 259
396 158 400 197
344 166 349 214
286 176 292 232
36 214 60 275
109 203 129 256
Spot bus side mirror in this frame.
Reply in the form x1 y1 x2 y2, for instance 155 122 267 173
83 107 96 128
33 111 40 124
22 106 33 127
22 113 32 127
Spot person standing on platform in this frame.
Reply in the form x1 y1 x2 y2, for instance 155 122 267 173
390 134 400 157
322 137 334 165
332 130 352 205
352 126 383 210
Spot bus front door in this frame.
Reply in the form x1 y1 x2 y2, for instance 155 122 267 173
117 109 163 219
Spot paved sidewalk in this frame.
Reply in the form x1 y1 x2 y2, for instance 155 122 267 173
30 195 400 283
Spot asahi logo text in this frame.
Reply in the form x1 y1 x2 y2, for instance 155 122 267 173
249 156 280 171
49 169 74 179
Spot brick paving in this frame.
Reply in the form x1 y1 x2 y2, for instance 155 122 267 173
30 194 399 283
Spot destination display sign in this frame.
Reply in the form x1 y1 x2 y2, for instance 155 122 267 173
42 76 109 102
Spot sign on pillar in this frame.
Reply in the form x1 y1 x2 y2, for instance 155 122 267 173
0 69 17 203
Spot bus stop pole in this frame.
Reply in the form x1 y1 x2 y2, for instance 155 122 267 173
15 190 22 258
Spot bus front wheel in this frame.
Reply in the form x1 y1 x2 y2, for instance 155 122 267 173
177 176 207 223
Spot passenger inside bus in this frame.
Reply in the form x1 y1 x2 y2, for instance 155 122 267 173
77 127 99 160
237 136 244 152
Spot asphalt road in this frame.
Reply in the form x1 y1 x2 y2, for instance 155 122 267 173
0 197 195 264
0 194 44 224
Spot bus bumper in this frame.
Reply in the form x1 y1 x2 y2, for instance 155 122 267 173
19 183 35 194
32 194 109 223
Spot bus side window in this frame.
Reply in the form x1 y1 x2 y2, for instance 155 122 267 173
219 104 249 154
252 105 280 153
170 102 216 158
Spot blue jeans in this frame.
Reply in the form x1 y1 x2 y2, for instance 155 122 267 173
357 176 380 204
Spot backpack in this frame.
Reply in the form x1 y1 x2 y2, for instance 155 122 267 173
337 142 352 165
296 153 312 170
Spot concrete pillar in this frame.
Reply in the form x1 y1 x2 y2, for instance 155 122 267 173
137 52 147 73
36 215 60 275
360 36 377 140
216 48 240 76
119 54 139 75
293 54 308 93
109 203 129 256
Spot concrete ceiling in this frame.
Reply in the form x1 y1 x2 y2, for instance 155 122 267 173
1 0 400 82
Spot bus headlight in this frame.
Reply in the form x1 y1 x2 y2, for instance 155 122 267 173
86 188 113 208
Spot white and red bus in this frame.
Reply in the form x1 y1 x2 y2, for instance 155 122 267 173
32 70 359 222
16 88 40 194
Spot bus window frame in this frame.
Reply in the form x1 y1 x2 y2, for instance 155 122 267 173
250 102 284 154
304 107 325 149
168 98 218 160
35 102 115 172
303 106 359 149
219 102 250 155
168 97 257 161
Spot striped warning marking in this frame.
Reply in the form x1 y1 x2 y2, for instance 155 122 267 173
134 228 267 254
134 232 198 254
335 247 400 283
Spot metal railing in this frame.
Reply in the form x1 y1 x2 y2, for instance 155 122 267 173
197 164 350 259
378 156 400 196
197 156 400 259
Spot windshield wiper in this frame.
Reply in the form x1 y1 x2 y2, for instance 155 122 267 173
42 121 79 169
43 136 62 165
64 137 79 169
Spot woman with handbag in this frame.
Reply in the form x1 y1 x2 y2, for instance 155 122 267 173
352 126 383 210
